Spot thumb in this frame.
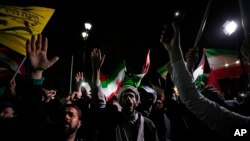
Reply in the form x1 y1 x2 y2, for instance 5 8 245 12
49 56 59 65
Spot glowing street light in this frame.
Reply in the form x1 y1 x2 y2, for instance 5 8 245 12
82 22 92 40
82 31 89 40
174 11 180 17
223 20 238 36
84 22 92 30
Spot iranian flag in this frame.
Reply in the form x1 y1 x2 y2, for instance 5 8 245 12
0 46 26 78
193 51 210 88
123 49 151 87
99 61 126 100
157 62 171 80
205 48 250 91
99 49 151 100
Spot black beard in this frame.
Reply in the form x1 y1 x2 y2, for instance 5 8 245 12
64 126 78 136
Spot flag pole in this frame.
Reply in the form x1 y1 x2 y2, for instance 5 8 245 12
238 0 250 92
239 0 249 50
69 55 74 94
11 56 26 81
190 0 213 74
193 0 213 49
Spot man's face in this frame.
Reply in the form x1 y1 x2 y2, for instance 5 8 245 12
154 99 164 110
63 107 81 134
0 107 15 119
121 92 138 114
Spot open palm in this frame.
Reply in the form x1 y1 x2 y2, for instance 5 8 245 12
26 34 59 71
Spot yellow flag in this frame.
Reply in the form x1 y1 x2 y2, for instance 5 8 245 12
0 5 55 55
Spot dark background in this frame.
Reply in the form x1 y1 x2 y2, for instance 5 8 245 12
2 0 249 95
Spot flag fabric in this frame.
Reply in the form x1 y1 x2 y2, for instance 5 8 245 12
100 61 126 100
0 5 55 55
99 50 151 100
204 48 250 91
123 49 151 87
0 46 26 78
193 51 210 88
157 62 171 80
141 49 151 74
205 48 239 70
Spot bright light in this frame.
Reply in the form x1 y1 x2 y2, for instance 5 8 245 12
173 86 179 96
174 11 180 17
82 31 88 39
235 60 240 64
84 22 92 30
81 81 87 87
223 20 237 36
224 63 229 67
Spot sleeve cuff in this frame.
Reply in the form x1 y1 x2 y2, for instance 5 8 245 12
32 77 45 85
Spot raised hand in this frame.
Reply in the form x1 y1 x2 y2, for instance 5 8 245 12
75 72 85 83
160 23 180 52
26 34 59 78
160 23 183 63
74 72 85 92
91 48 106 71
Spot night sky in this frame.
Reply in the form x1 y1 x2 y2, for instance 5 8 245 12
2 0 248 93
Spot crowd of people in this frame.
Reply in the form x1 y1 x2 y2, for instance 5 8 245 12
1 21 250 141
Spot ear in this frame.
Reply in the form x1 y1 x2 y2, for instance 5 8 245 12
78 120 82 129
135 100 140 107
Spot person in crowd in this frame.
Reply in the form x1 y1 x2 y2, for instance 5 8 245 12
160 22 250 139
90 48 159 141
0 101 16 119
137 85 157 117
15 33 93 141
150 88 172 141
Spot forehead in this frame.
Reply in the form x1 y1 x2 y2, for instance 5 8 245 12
3 107 14 112
65 107 78 114
122 91 136 97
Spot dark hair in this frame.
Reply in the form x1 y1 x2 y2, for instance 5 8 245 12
64 104 82 119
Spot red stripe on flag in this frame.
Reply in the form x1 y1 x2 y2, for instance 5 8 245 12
141 49 150 74
106 80 124 101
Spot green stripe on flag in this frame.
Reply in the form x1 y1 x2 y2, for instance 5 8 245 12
157 62 170 75
205 48 237 58
157 62 170 79
101 61 126 88
123 73 145 87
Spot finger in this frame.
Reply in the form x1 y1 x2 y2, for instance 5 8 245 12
76 72 80 77
172 22 179 36
41 37 48 52
97 49 102 59
26 39 31 54
93 48 97 56
36 34 42 51
49 56 59 66
101 54 106 64
31 35 37 51
92 48 96 57
80 72 84 79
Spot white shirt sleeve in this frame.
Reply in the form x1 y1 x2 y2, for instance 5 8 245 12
171 59 250 137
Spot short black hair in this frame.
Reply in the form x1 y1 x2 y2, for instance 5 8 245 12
64 104 82 119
